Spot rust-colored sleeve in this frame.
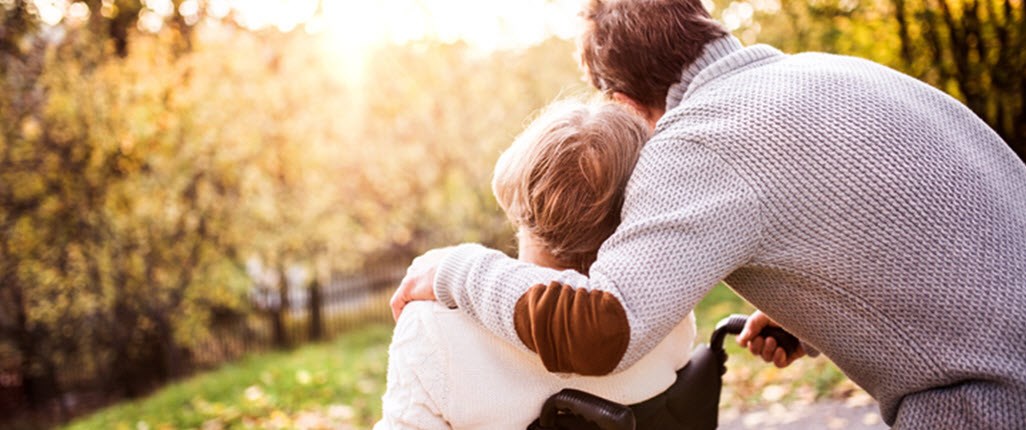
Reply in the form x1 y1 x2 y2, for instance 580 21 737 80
513 281 630 376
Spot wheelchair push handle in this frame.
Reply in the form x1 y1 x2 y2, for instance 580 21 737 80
536 388 636 430
710 314 802 358
530 314 803 430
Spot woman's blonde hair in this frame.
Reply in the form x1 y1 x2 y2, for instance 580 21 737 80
492 100 651 274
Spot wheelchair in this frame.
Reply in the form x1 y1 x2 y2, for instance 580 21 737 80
528 314 801 430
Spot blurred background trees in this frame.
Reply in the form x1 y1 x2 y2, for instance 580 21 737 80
1 1 583 423
1 0 1023 426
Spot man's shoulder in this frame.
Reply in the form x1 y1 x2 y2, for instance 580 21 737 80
662 50 931 132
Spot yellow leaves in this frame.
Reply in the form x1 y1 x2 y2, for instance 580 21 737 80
8 216 41 256
265 410 291 428
111 420 171 430
391 226 412 246
295 370 312 385
200 419 225 430
355 377 378 395
326 404 356 422
233 406 361 430
4 22 600 427
7 171 46 203
19 117 42 141
193 378 364 429
190 397 243 426
243 385 266 404
760 384 787 402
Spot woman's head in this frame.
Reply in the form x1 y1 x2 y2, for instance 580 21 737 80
578 0 727 110
492 100 651 274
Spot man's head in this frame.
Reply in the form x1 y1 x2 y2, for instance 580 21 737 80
492 100 650 274
578 0 727 118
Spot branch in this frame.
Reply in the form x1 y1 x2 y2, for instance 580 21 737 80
988 1 1010 68
921 6 955 86
966 0 994 123
936 0 985 112
892 0 915 68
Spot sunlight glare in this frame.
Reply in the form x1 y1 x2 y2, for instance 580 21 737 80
228 0 318 32
32 0 68 26
313 0 582 82
30 0 585 81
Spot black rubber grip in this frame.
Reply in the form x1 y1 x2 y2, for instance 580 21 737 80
757 325 801 358
538 388 636 430
711 314 801 358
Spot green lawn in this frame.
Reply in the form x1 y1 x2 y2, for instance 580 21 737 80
66 284 857 429
64 324 393 430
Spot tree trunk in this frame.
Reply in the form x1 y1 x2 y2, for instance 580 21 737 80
1018 0 1026 159
11 284 52 409
922 8 954 84
892 0 915 68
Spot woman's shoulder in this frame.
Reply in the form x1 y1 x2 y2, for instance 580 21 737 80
392 301 482 354
380 302 456 429
400 300 459 317
396 302 466 332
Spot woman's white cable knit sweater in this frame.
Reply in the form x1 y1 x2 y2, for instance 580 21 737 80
433 36 1026 427
375 302 695 429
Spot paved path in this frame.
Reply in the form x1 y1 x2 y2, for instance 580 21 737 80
719 398 888 430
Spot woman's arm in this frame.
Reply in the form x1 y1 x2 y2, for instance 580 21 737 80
424 136 764 375
375 303 452 430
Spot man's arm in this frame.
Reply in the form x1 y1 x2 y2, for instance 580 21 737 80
394 136 765 375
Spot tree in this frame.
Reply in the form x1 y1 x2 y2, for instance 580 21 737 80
892 0 1025 158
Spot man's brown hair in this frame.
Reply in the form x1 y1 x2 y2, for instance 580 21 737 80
579 0 727 109
492 100 651 274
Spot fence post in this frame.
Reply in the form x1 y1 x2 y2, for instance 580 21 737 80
308 277 323 341
273 267 289 348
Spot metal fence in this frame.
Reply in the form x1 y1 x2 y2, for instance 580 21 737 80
192 266 404 365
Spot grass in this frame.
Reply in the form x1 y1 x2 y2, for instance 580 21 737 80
66 284 861 429
64 324 393 430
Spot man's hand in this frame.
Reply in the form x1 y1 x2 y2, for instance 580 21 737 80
390 247 453 321
737 310 806 368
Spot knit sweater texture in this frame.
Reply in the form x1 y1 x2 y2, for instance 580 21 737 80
434 36 1026 427
374 302 695 429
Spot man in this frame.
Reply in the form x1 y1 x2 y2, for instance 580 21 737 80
392 0 1026 427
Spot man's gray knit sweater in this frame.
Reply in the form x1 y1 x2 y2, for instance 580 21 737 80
433 36 1026 427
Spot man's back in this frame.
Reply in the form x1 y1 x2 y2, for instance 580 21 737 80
659 46 1026 426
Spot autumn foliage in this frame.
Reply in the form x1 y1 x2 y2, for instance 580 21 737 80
1 0 1023 426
